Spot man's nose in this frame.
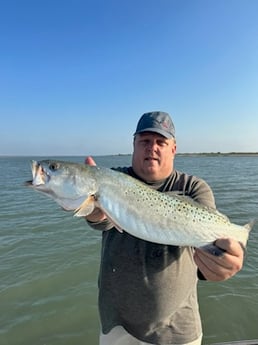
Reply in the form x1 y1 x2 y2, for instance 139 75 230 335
146 140 157 151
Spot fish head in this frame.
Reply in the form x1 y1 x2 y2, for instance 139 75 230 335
25 160 97 212
26 160 70 189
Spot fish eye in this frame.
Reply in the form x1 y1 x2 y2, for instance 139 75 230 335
49 162 59 171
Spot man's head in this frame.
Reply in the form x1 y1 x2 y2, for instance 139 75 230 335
134 111 175 139
132 111 177 182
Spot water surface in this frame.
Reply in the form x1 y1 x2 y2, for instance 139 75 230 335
0 155 257 344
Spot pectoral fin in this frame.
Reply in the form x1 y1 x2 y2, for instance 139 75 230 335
74 195 95 217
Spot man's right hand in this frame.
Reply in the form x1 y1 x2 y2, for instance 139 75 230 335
84 156 107 222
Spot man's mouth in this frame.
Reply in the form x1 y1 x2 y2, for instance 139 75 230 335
145 157 158 162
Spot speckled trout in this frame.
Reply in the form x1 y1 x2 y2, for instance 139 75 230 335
25 160 253 248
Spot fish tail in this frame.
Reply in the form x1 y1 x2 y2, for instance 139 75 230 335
244 219 257 233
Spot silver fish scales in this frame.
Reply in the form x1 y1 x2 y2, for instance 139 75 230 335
25 160 253 249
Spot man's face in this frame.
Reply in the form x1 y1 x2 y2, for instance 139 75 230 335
132 132 177 182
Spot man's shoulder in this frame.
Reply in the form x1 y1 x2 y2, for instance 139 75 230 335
112 166 130 173
167 169 205 189
168 170 216 209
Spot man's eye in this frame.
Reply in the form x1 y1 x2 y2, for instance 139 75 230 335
157 141 166 146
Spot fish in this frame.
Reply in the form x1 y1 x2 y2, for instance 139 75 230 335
25 159 254 249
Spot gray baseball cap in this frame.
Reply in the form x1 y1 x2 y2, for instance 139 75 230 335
134 111 175 139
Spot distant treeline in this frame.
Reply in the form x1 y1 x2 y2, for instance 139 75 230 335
116 152 258 157
176 152 258 157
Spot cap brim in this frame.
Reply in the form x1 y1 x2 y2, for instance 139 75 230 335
134 128 174 139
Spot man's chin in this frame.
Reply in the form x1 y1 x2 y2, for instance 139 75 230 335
144 158 159 166
143 166 159 178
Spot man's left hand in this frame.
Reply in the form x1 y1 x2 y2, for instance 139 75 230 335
194 238 244 281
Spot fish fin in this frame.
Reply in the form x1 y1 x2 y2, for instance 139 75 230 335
244 219 257 233
237 220 256 250
74 195 95 217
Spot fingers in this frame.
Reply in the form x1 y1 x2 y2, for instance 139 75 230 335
194 239 244 281
84 156 106 222
194 249 231 281
86 207 107 222
214 238 244 257
85 156 96 166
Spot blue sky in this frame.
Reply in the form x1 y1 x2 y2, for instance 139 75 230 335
1 0 257 156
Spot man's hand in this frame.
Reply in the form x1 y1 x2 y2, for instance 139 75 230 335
84 156 107 222
194 238 244 281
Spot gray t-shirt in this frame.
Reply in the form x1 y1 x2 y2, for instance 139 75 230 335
88 167 216 344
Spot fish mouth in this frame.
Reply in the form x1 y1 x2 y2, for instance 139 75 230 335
25 160 50 188
24 180 33 187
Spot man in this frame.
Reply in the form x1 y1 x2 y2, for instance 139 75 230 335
86 111 244 345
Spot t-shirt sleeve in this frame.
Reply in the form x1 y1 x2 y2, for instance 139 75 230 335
186 177 216 281
189 177 216 209
86 218 114 231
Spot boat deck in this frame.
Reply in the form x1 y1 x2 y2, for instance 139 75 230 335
210 340 258 345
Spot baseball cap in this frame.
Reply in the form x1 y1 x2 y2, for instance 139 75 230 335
134 111 175 139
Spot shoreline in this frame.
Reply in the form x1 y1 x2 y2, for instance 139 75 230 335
176 152 258 157
1 152 258 158
117 152 258 157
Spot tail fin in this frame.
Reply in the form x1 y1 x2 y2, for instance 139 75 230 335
244 219 257 233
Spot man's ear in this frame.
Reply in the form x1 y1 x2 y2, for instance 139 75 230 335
172 142 177 155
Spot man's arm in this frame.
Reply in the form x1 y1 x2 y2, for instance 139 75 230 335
85 156 245 280
84 156 107 222
191 178 245 281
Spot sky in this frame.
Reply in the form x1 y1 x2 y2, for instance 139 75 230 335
0 0 258 156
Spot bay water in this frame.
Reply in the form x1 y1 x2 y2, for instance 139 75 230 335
0 155 257 345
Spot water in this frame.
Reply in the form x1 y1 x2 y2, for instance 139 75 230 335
0 155 257 345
